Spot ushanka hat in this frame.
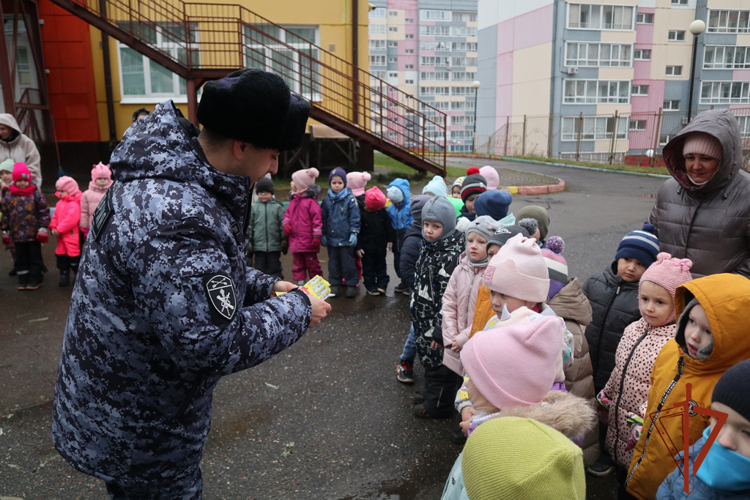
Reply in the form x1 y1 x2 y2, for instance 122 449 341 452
198 69 310 151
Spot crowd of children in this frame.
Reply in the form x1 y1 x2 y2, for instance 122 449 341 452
4 146 750 498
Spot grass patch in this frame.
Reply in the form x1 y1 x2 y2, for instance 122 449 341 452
505 155 670 176
374 152 467 180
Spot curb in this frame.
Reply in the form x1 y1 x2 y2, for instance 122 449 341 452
506 177 566 195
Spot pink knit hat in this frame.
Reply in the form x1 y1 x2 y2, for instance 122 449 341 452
683 132 722 160
55 176 80 197
291 167 319 193
640 252 694 325
462 316 563 410
91 162 112 182
483 233 550 303
347 171 371 197
364 186 386 211
479 166 500 190
12 162 31 183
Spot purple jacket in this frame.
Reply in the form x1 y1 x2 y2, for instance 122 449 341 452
283 186 323 253
1 189 50 242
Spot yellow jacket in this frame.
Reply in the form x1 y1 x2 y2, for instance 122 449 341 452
626 274 750 499
470 285 493 338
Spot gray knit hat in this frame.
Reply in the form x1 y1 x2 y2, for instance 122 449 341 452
486 225 530 250
466 216 501 243
410 195 431 228
422 196 457 241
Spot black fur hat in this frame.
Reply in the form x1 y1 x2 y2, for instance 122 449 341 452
198 69 310 151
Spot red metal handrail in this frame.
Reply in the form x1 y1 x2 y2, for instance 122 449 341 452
64 0 448 173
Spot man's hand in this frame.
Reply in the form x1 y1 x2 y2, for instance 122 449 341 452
307 294 331 328
272 280 298 297
387 242 393 252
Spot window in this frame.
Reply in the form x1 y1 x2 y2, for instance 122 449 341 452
636 13 654 24
563 80 631 104
701 81 750 104
405 49 414 54
369 7 386 18
405 79 414 85
421 56 451 66
405 64 414 69
421 71 450 81
704 46 750 69
629 120 647 131
421 41 450 51
388 10 398 16
663 100 680 110
451 42 478 52
118 22 199 99
405 34 414 39
370 24 386 34
451 86 477 95
668 30 686 41
666 65 683 76
451 130 474 139
451 101 475 111
450 145 473 153
671 0 688 4
565 42 633 67
451 56 477 67
406 18 414 24
387 71 398 78
420 10 451 21
632 84 649 96
420 86 450 95
388 57 397 63
388 41 397 48
738 116 750 137
451 115 475 126
452 72 476 81
634 49 651 60
370 40 386 50
707 11 750 34
420 26 451 36
560 116 629 141
16 47 31 85
452 12 476 22
450 26 477 37
389 27 398 32
370 55 386 66
568 4 635 30
420 101 450 111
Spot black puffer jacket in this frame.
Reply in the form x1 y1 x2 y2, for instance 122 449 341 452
651 109 750 278
398 226 423 288
582 262 641 392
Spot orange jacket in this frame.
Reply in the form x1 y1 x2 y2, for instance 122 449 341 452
625 274 750 499
470 285 494 337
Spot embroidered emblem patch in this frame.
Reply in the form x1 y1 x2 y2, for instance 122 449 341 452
205 274 237 320
494 227 511 235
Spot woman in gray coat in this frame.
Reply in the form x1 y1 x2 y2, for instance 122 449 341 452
650 109 750 277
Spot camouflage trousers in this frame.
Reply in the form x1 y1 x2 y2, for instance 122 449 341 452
105 467 202 500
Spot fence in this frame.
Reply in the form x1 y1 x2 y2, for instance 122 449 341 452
475 107 750 167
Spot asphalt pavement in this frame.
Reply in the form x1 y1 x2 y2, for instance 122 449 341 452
0 159 666 499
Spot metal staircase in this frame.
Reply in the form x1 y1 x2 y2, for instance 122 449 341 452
48 0 448 175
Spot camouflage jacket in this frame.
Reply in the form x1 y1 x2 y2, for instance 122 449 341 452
0 188 50 242
52 101 313 484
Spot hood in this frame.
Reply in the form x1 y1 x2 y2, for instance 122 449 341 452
663 109 742 194
458 251 486 273
547 278 592 326
57 191 82 203
111 101 252 227
495 391 596 441
299 184 321 199
88 180 111 193
388 178 411 206
674 273 750 375
0 113 22 135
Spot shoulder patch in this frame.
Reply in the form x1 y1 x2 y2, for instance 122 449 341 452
90 187 114 242
204 274 237 321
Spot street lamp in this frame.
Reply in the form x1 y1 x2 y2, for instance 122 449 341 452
687 19 706 123
472 80 480 152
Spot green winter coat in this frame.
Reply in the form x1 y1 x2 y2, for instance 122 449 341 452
250 199 286 253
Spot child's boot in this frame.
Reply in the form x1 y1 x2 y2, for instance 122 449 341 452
17 272 29 291
59 270 70 287
345 286 357 298
397 360 414 383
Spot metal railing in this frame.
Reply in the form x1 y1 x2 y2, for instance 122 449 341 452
63 0 447 173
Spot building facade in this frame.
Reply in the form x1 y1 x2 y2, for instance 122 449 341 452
477 0 750 161
369 0 478 153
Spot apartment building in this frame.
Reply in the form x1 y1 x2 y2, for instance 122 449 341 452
477 0 748 160
368 0 479 152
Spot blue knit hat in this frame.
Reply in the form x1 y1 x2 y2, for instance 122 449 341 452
422 175 448 197
615 223 660 268
329 167 347 187
474 190 513 220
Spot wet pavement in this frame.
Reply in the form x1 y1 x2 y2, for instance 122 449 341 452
0 160 667 499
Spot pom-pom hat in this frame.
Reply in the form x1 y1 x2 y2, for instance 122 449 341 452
484 233 550 303
364 186 386 211
461 167 488 201
639 252 693 325
291 167 319 192
347 171 371 197
479 166 500 190
543 236 568 301
615 223 660 268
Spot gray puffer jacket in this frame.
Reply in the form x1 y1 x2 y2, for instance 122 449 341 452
650 109 750 278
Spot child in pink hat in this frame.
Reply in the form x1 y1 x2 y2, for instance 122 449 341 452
80 162 113 238
50 176 82 287
596 253 693 473
282 168 323 284
346 171 371 199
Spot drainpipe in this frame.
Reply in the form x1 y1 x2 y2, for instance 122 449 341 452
99 0 117 150
352 0 360 125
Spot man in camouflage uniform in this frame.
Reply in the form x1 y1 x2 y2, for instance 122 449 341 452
52 69 330 499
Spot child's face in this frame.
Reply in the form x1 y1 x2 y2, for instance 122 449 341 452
465 193 479 214
466 378 497 414
15 178 29 189
257 191 273 203
423 220 444 241
1 171 11 183
58 190 68 197
466 232 488 263
452 186 461 197
684 304 712 359
290 180 297 192
639 281 674 327
617 257 647 282
95 177 109 187
330 176 345 193
486 243 502 259
490 290 532 316
710 401 750 459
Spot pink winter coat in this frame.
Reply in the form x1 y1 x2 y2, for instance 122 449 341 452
601 318 675 467
283 187 323 253
441 252 485 375
50 192 82 257
80 182 111 229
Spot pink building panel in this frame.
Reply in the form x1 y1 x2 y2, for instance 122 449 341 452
635 7 654 45
631 80 665 113
496 84 513 123
496 4 553 54
634 61 651 81
497 52 513 87
733 70 750 80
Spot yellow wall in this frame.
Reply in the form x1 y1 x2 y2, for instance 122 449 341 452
512 43 552 116
89 0 370 140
